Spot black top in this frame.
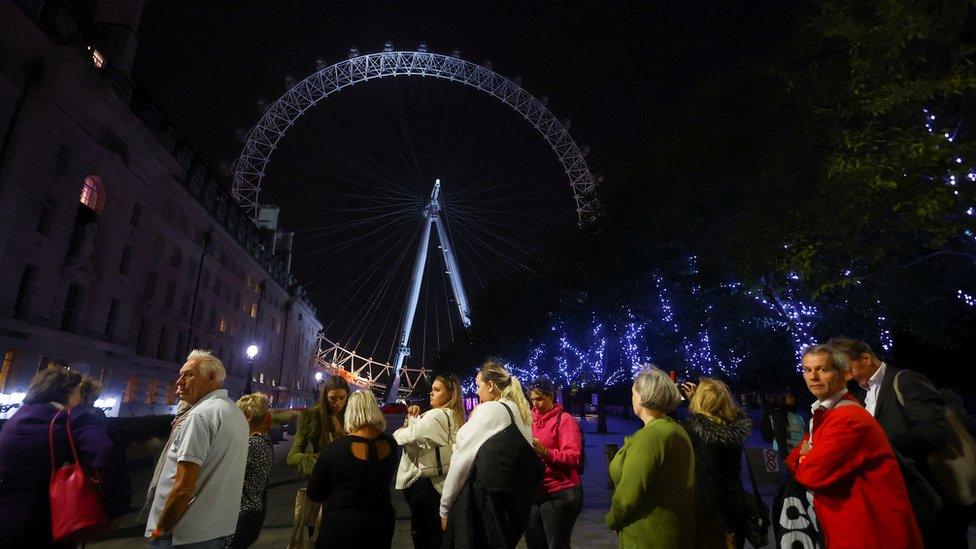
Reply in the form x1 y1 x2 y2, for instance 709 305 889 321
306 433 399 512
683 412 752 534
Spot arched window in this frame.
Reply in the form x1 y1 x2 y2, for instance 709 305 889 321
79 176 105 213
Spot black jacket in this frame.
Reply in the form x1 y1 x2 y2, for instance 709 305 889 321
683 411 752 536
867 366 949 463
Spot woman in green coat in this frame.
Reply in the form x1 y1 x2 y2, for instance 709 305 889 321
287 375 350 543
606 367 696 548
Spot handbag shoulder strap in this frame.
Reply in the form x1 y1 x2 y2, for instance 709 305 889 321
743 450 763 505
440 408 453 443
498 401 516 426
49 407 64 474
893 370 906 407
48 408 81 472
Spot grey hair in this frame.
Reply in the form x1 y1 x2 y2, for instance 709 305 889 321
633 365 682 413
801 344 851 373
187 349 226 383
343 391 387 433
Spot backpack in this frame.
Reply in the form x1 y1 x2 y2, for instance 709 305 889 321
475 402 544 494
894 371 976 506
555 411 586 475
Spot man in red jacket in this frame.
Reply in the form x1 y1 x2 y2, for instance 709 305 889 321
787 344 922 549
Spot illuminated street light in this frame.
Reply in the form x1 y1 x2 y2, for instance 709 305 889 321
243 344 260 395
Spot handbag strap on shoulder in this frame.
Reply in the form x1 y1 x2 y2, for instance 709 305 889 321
48 408 81 474
498 401 516 426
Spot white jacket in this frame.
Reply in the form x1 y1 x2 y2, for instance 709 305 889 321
393 407 459 492
438 398 532 518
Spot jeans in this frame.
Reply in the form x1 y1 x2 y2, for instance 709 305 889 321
525 484 583 549
404 477 443 549
147 534 226 549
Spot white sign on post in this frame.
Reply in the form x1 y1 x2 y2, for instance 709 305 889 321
763 448 781 473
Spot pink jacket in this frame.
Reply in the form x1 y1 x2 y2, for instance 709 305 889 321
531 404 583 494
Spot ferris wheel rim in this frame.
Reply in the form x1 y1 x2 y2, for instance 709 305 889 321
231 49 600 227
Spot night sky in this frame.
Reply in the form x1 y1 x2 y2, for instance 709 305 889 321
133 1 795 368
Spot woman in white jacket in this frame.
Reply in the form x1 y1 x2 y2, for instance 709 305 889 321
439 360 535 546
394 374 465 549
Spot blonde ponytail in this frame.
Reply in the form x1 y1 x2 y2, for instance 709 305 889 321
480 359 531 425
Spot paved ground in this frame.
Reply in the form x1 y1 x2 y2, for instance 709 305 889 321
88 412 975 548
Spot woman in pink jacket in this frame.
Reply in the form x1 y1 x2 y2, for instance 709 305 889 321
525 378 584 549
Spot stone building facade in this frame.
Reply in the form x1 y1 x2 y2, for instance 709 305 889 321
0 1 324 417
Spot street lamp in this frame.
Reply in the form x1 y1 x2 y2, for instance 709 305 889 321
243 344 259 395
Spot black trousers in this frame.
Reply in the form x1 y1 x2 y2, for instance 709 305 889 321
524 485 583 549
404 477 443 549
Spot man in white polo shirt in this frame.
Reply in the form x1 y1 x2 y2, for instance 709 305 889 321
146 350 249 548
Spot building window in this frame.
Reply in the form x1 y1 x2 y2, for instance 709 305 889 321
105 298 119 337
180 291 192 320
79 176 104 213
175 331 188 363
130 202 142 227
170 247 182 270
60 285 82 332
156 326 168 360
13 265 35 319
123 375 139 403
118 246 132 275
164 282 176 311
136 319 151 355
36 199 56 235
145 379 158 404
166 382 178 405
151 236 165 262
0 349 16 393
218 317 227 334
250 302 258 319
143 271 158 303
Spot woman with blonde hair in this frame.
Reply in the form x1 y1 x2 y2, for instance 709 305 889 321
440 360 543 548
307 391 399 548
226 393 274 548
394 374 465 549
680 378 752 549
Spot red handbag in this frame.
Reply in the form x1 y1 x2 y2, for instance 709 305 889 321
48 408 109 542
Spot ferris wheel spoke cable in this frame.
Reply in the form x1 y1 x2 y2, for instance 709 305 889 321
308 219 417 312
449 222 520 277
369 251 414 359
297 214 418 271
446 210 543 258
451 221 536 275
348 236 417 353
330 233 418 348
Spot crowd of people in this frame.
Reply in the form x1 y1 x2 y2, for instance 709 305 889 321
0 337 971 548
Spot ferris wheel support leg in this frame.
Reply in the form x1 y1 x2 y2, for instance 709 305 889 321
386 216 434 403
434 214 472 327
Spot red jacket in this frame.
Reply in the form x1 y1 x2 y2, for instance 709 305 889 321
531 404 582 494
786 399 922 549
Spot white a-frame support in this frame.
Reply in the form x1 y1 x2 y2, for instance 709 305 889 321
386 180 472 403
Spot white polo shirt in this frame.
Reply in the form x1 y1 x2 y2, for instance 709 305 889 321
145 389 249 545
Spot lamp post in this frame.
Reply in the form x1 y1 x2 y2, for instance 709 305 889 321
244 344 259 395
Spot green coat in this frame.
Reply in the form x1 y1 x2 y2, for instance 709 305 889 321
287 406 343 477
605 416 696 548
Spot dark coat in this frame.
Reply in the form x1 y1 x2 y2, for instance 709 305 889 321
0 403 130 548
683 411 752 547
868 366 949 463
